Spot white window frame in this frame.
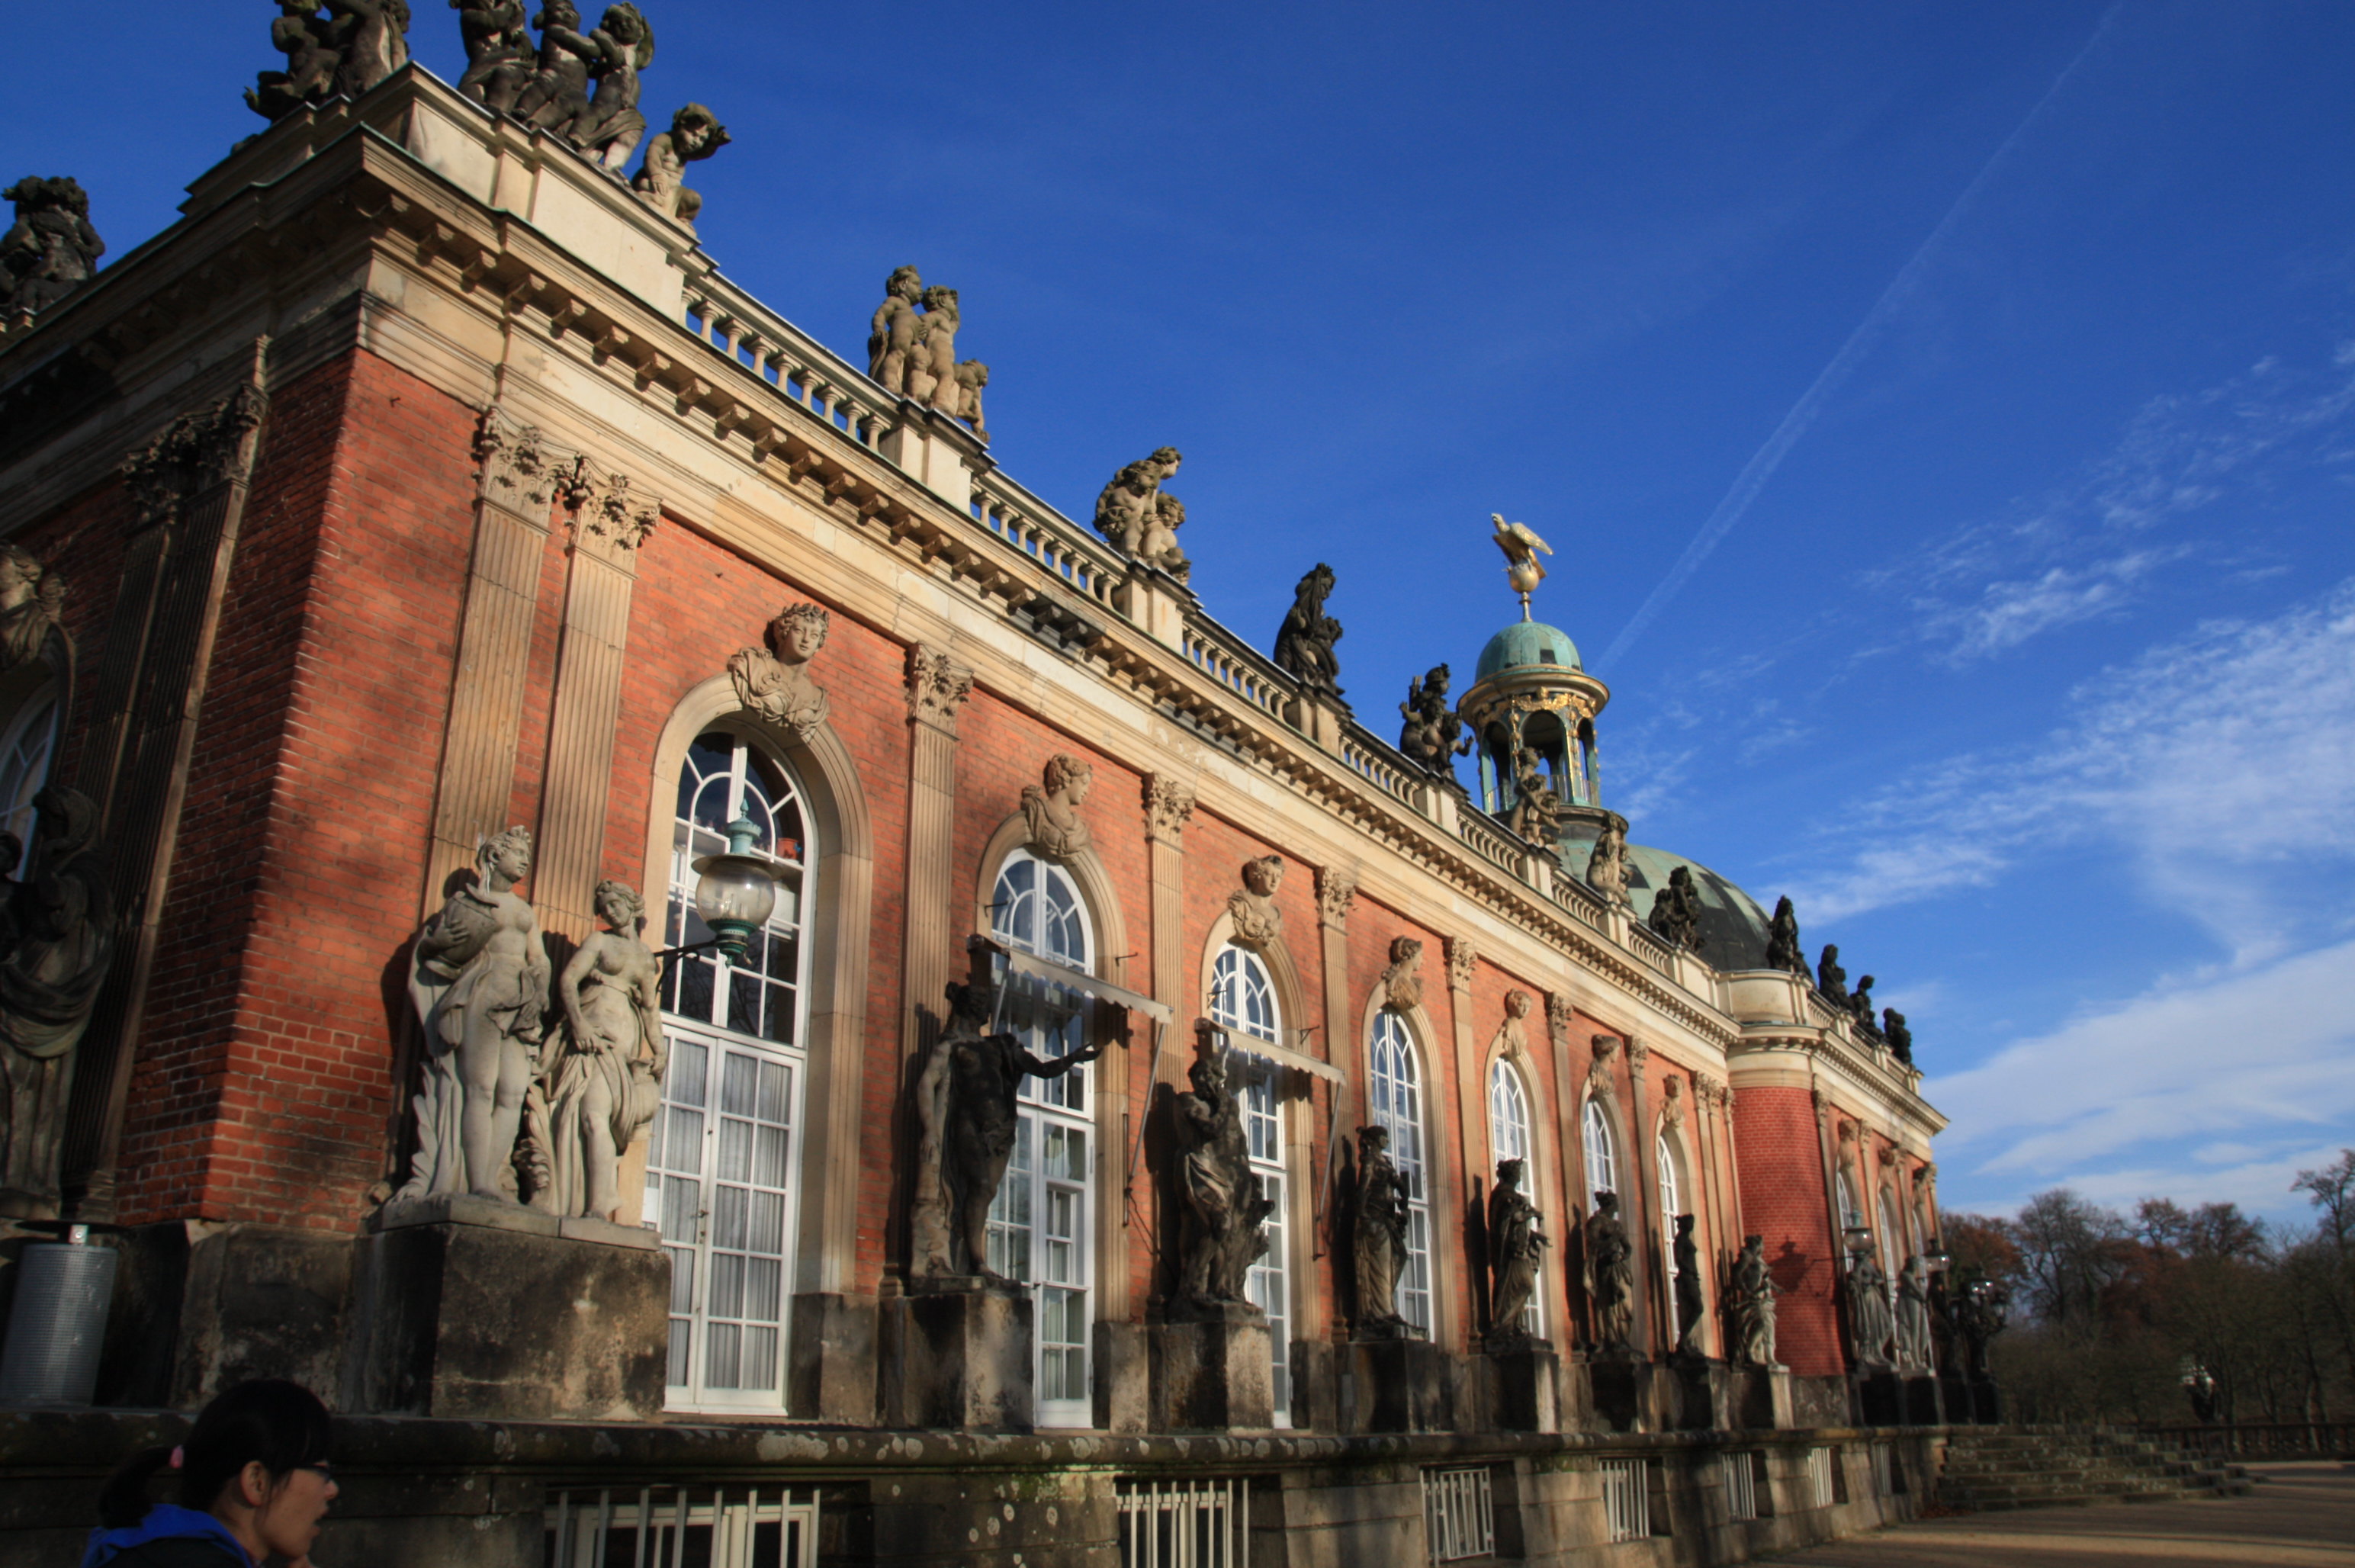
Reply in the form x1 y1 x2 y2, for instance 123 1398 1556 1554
1369 1011 1434 1335
1210 944 1292 1425
988 848 1097 1429
647 731 814 1413
1582 1097 1618 1210
1486 1058 1542 1339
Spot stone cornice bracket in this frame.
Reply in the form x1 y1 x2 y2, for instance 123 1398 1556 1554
472 406 567 516
904 642 975 734
120 378 270 530
1444 935 1477 993
1143 773 1195 844
1314 865 1356 929
561 454 660 551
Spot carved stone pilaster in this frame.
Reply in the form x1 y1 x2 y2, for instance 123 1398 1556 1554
1144 774 1195 843
119 383 268 529
1544 993 1571 1049
472 408 564 519
905 643 975 734
1314 865 1356 928
563 455 660 551
1444 936 1476 993
1624 1037 1650 1074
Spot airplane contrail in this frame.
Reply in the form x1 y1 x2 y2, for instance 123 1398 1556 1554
1599 2 2125 670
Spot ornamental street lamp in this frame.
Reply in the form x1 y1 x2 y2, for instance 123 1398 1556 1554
658 815 789 965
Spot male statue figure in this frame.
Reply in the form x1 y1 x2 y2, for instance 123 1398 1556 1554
1729 1234 1781 1368
1585 1190 1636 1353
1486 1157 1550 1348
934 977 1101 1281
1352 1124 1412 1335
1173 1050 1273 1313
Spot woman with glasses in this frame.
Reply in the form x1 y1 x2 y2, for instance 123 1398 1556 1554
85 1379 337 1567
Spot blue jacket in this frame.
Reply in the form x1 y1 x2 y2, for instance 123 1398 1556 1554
82 1505 254 1568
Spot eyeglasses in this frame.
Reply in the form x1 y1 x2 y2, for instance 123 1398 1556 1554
292 1462 335 1481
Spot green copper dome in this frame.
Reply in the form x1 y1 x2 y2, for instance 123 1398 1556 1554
1475 619 1582 680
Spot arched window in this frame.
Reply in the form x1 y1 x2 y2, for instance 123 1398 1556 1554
1210 944 1292 1425
644 731 814 1411
1658 1131 1692 1336
0 683 58 850
1488 1059 1541 1337
988 849 1095 1428
1879 1188 1906 1269
1836 1172 1863 1230
1369 1011 1433 1334
1582 1098 1618 1210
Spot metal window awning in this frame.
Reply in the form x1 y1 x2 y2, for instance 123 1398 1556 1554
998 946 1173 1025
1212 1026 1347 1086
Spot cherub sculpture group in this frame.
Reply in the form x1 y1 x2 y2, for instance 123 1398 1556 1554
1 178 104 317
1092 448 1187 578
1397 664 1470 772
247 0 413 121
869 267 988 438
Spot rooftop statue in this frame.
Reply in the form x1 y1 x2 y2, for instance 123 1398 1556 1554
1489 513 1553 618
1274 563 1343 699
867 266 924 394
1647 863 1703 952
1019 754 1094 860
1091 448 1189 580
1585 815 1631 906
1764 895 1807 977
728 602 831 741
569 5 656 169
452 2 535 111
631 103 728 225
0 788 116 1214
1 178 104 317
511 2 598 131
1883 1008 1913 1065
247 2 412 122
1396 664 1470 772
948 361 989 442
1727 1233 1780 1368
1485 1157 1550 1350
1815 943 1848 1005
402 825 550 1202
1172 1050 1274 1316
1584 1189 1636 1354
1851 974 1879 1034
1351 1124 1411 1338
522 879 663 1221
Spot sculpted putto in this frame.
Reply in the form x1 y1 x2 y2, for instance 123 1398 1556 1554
1585 815 1630 906
1227 855 1285 946
728 602 831 741
1 178 104 317
1506 747 1570 844
1397 664 1470 771
1092 448 1189 580
864 269 991 439
1647 864 1703 952
453 2 535 111
246 1 413 121
523 879 663 1220
1273 564 1343 699
1380 935 1424 1013
1019 755 1094 860
403 826 550 1202
631 103 730 225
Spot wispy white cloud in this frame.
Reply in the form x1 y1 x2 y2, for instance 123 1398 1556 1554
1927 937 2355 1219
1792 579 2355 954
1928 548 2182 660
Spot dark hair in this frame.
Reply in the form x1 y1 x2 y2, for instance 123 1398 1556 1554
98 1380 333 1529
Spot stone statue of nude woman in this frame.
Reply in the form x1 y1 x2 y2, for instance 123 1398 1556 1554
531 879 664 1220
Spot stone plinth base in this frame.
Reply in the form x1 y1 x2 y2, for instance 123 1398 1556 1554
1853 1369 1905 1427
347 1197 666 1421
1671 1354 1730 1430
1902 1374 1944 1425
1344 1336 1455 1432
1940 1374 2001 1424
879 1277 1033 1431
1094 1320 1149 1432
1149 1309 1272 1431
1729 1366 1795 1429
1587 1353 1664 1432
1481 1343 1559 1432
788 1292 878 1425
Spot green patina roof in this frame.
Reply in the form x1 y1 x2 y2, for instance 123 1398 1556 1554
1475 619 1582 680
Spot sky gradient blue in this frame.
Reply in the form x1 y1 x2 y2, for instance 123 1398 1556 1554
8 2 2353 1223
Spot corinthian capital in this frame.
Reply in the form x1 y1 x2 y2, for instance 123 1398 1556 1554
1143 773 1196 843
905 642 975 731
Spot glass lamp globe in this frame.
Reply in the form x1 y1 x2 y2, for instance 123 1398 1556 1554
691 815 784 959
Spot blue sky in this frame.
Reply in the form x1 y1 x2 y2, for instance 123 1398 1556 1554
9 3 2353 1222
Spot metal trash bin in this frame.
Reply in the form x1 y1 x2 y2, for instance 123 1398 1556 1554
0 1225 118 1404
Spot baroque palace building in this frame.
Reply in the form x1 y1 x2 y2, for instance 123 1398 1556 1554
0 29 1956 1568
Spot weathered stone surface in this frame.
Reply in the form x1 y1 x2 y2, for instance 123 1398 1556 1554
345 1215 667 1420
1483 1343 1559 1432
92 1220 352 1409
1149 1314 1273 1431
0 179 103 316
1855 1367 1905 1428
1092 1319 1148 1433
789 1290 879 1425
1343 1336 1455 1433
1670 1355 1730 1431
1274 563 1343 698
879 1280 1033 1431
1728 1365 1797 1430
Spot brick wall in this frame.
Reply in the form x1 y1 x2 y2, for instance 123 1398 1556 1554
1731 1084 1843 1377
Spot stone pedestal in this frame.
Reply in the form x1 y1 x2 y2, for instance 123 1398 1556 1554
1729 1366 1795 1430
789 1292 878 1424
1587 1351 1652 1432
1940 1375 2002 1424
1902 1374 1944 1425
1094 1321 1149 1433
1344 1336 1454 1432
1670 1354 1730 1431
345 1195 667 1420
1481 1343 1560 1432
1853 1368 1905 1428
879 1277 1033 1431
1149 1307 1273 1431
